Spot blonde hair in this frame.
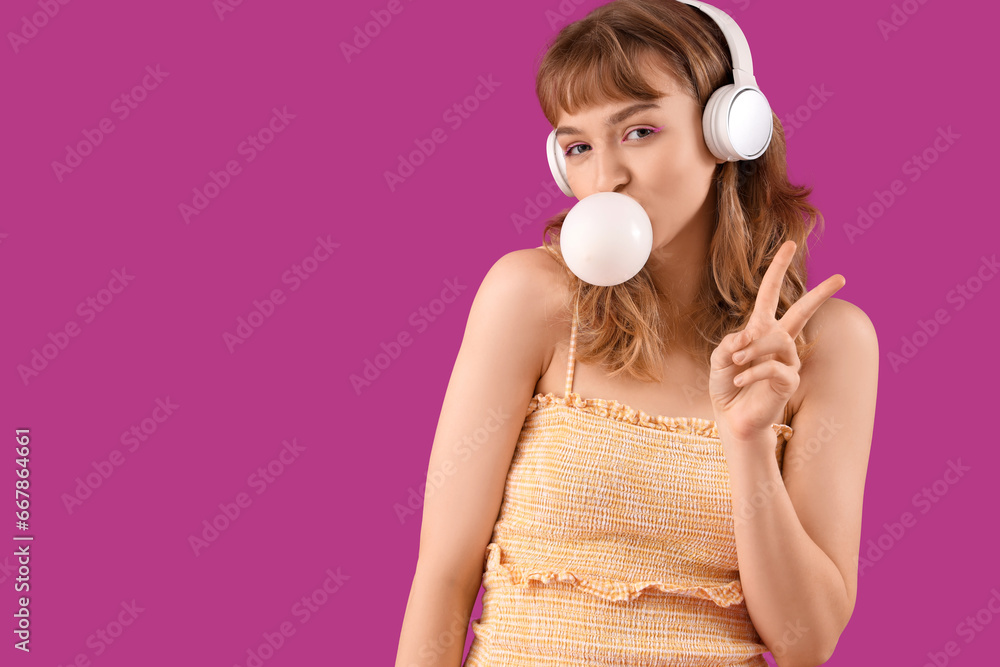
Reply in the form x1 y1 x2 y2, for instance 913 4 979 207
535 0 823 386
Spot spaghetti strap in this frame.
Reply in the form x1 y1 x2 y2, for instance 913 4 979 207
564 299 579 398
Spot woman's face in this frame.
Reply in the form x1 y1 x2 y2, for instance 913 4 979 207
553 60 725 250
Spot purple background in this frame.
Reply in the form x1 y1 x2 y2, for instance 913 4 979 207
1 0 996 665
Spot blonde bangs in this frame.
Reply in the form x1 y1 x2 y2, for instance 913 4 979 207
536 29 690 127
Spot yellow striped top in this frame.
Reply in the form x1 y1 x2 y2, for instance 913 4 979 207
463 302 792 666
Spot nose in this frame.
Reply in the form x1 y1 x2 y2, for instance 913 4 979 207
592 143 630 194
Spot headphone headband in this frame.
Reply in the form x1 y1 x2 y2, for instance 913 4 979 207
674 0 755 86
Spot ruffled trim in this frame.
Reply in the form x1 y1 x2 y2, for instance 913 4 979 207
527 391 793 442
484 542 745 608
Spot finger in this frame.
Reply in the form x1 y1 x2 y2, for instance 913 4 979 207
779 273 847 339
752 240 797 323
712 329 752 371
731 330 799 369
733 359 799 392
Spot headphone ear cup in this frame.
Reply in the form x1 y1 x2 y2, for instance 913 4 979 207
546 129 574 197
703 84 774 162
702 84 739 162
728 86 773 160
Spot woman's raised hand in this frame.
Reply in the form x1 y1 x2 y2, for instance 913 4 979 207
709 240 846 447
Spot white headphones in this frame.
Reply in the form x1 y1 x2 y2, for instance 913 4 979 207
546 0 773 198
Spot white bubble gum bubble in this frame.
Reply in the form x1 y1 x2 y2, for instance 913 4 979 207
560 192 653 286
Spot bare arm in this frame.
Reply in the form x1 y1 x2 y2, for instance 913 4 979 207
395 573 480 667
395 249 560 667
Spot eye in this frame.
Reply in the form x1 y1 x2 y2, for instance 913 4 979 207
625 127 659 142
563 126 662 158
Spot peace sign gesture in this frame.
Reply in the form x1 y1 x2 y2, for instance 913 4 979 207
709 240 846 446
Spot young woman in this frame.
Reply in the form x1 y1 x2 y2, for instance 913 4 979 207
396 1 878 665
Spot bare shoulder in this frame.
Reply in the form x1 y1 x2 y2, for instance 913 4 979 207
803 297 878 346
478 246 573 374
484 246 571 314
800 296 879 380
492 245 565 279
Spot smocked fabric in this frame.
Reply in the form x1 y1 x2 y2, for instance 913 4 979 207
463 303 792 666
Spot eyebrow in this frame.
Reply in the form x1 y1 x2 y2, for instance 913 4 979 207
555 102 663 140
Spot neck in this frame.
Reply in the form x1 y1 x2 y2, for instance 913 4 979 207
646 192 715 320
